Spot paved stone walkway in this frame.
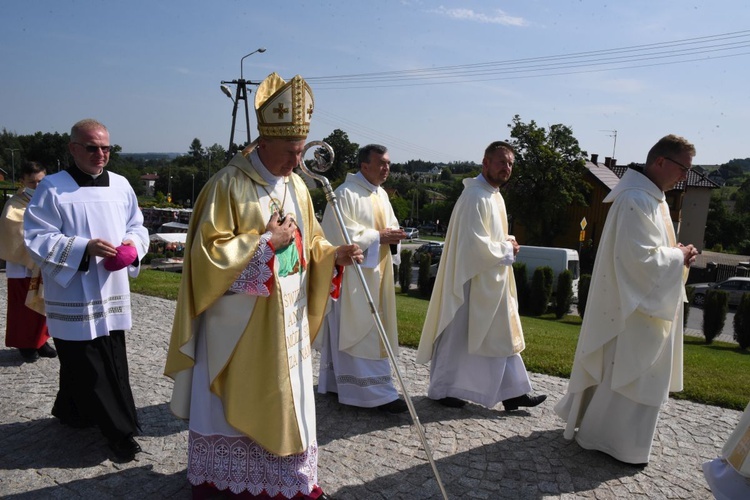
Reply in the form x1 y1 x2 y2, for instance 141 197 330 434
0 276 741 499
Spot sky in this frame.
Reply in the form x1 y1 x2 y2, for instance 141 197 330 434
2 1 750 167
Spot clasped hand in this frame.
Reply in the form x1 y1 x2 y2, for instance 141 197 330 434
335 244 364 267
266 212 298 250
380 227 407 245
678 243 699 268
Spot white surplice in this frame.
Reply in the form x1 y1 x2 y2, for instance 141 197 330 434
24 170 149 340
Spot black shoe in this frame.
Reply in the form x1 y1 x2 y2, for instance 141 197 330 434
108 435 142 462
377 398 408 414
503 393 547 411
19 348 39 362
435 397 467 408
319 493 335 500
37 342 57 358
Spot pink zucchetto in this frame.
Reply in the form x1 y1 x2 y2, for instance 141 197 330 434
103 244 138 271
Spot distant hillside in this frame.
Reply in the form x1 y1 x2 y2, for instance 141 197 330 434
120 152 182 161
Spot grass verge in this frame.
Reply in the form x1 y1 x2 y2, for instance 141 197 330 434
134 270 750 410
129 268 182 301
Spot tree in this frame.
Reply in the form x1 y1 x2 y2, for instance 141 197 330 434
505 115 590 246
390 196 410 222
704 190 747 252
189 138 204 159
321 129 359 182
17 131 71 171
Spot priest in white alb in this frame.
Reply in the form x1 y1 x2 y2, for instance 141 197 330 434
554 134 699 465
703 400 750 499
316 144 408 414
416 140 546 412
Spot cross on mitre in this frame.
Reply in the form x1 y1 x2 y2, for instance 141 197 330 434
273 102 289 119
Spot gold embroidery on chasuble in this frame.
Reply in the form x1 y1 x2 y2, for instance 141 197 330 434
659 201 689 285
370 191 390 358
727 426 750 472
494 191 523 352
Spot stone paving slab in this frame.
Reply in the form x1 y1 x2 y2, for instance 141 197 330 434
0 276 740 499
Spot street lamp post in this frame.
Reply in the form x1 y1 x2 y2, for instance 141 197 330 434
220 47 266 156
207 150 212 179
191 174 195 207
167 166 173 203
5 148 20 185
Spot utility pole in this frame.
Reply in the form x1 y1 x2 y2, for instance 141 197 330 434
4 148 20 185
220 47 266 158
600 130 617 159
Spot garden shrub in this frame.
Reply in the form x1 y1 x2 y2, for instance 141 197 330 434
554 270 574 319
703 289 729 344
512 262 529 314
398 249 412 293
734 292 750 350
577 274 592 319
417 253 433 297
684 286 695 327
529 266 553 316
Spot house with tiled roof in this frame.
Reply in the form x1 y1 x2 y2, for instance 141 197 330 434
537 154 720 252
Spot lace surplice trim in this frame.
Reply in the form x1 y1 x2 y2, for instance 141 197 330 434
229 233 275 296
187 430 318 498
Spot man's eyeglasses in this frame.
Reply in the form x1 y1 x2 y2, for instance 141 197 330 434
73 142 112 153
665 157 691 172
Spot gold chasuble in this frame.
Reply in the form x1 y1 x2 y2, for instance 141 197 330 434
165 152 337 456
724 401 750 477
0 190 36 268
370 192 390 357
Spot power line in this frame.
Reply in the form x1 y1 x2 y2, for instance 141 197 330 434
314 109 465 162
306 30 750 89
303 30 750 163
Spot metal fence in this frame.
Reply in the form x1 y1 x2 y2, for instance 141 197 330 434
688 262 750 284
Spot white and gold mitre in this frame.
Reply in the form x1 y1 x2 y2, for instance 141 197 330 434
254 72 314 140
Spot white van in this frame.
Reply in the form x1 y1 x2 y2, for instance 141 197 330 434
514 245 580 300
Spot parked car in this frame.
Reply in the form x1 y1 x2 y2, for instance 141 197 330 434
419 222 443 236
413 241 444 262
690 277 750 307
401 227 419 240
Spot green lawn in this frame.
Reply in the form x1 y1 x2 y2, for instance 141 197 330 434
129 268 183 301
134 269 750 410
